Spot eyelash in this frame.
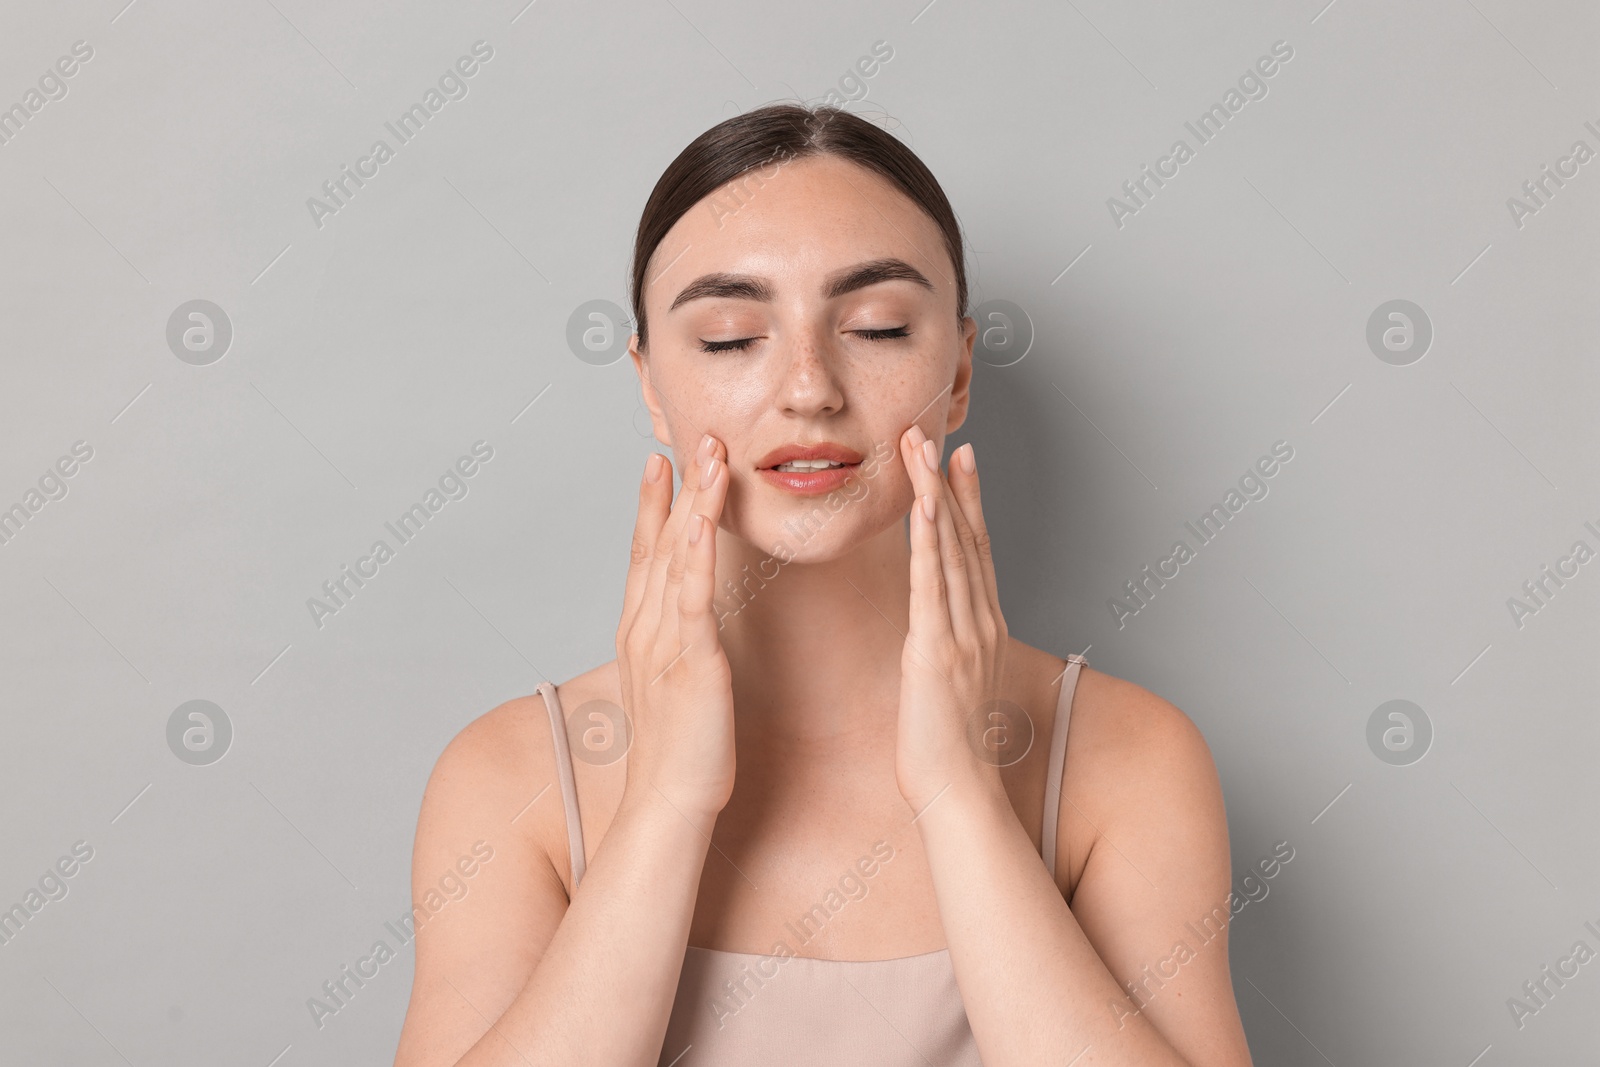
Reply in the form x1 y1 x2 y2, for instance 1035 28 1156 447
698 326 910 354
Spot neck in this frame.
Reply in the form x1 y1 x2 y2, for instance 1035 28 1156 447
709 518 912 745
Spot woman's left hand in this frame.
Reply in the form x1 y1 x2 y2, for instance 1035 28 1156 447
895 425 1011 814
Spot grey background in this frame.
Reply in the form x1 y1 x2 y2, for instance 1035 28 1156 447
1 0 1596 1063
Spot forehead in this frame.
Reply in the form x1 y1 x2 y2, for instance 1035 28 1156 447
644 154 952 310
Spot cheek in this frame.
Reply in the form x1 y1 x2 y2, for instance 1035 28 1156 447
697 371 771 421
857 352 954 431
653 362 766 459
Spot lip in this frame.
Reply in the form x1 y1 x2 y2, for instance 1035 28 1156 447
755 442 866 468
755 441 865 496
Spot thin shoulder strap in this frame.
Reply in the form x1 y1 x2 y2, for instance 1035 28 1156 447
536 681 587 892
1040 654 1088 884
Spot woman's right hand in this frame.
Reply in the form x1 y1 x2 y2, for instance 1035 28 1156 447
615 432 736 821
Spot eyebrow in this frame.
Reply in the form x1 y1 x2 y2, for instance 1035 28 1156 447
666 257 936 313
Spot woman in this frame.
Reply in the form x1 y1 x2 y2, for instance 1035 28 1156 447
394 103 1254 1066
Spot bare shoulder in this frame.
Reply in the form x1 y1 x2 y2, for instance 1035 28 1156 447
394 666 612 1066
1004 637 1217 806
1067 664 1219 800
1050 658 1226 898
428 692 545 799
414 658 623 893
405 688 565 954
416 690 558 869
1041 665 1251 1062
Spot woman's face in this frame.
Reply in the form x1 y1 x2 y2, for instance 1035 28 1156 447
630 153 976 562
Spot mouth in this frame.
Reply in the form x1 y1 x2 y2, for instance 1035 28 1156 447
755 443 864 496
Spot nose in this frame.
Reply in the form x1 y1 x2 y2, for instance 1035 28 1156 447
774 328 845 418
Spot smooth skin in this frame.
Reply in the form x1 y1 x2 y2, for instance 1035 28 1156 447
393 155 1254 1066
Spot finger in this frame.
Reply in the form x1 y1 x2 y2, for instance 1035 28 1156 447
651 433 726 643
905 487 951 653
930 461 977 643
903 428 976 642
948 442 1003 625
674 457 732 666
658 433 719 550
638 433 719 636
902 428 952 647
939 450 992 639
620 452 672 638
660 450 727 639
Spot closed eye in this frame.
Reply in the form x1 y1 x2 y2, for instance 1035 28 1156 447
697 327 910 354
698 337 759 353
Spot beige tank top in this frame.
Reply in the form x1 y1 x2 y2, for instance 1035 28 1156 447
535 653 1087 1066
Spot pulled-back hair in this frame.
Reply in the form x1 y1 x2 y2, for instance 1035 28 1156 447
629 103 967 351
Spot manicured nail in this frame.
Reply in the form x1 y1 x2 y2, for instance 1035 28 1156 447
921 493 936 521
704 456 721 483
698 433 714 460
689 513 705 544
921 439 939 472
645 453 665 482
957 442 975 475
907 425 927 448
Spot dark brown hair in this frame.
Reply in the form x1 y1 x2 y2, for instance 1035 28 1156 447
629 103 968 351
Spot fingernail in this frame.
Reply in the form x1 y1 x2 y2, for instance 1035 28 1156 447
921 439 939 472
921 493 936 521
704 456 720 483
698 433 714 460
957 442 975 475
645 453 665 482
907 425 927 448
689 513 705 544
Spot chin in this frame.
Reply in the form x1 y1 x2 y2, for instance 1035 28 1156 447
729 494 906 566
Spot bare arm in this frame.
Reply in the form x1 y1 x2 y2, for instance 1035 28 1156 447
914 686 1253 1065
394 441 738 1066
892 426 1252 1065
390 716 721 1067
